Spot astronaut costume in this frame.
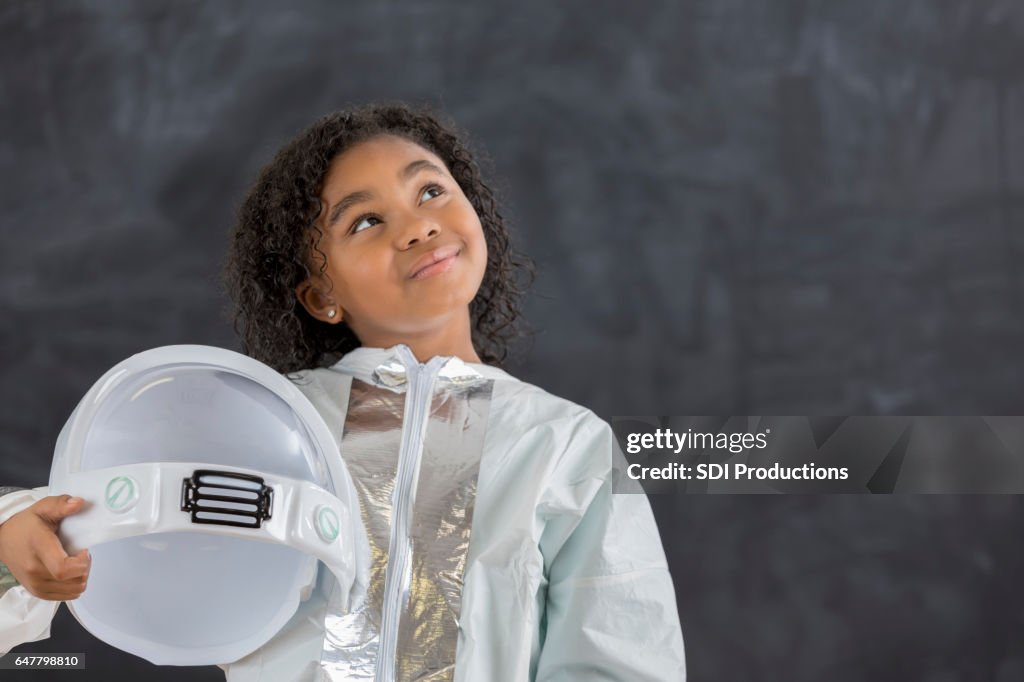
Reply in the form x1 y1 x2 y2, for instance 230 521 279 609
0 343 686 681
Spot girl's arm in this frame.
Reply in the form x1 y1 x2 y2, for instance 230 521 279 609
535 416 686 681
1 408 85 653
0 486 62 653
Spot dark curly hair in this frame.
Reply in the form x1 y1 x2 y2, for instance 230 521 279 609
221 101 535 374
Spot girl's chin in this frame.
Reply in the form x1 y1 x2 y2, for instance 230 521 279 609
368 295 473 325
402 274 479 301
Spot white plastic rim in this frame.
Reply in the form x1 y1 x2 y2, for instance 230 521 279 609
47 345 368 666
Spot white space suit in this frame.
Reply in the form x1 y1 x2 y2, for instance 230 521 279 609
0 344 686 681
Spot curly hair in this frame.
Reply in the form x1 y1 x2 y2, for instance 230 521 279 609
221 102 535 374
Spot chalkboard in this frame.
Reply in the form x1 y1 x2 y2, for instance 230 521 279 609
1 1 1022 679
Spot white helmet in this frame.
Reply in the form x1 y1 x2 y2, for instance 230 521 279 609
48 345 368 666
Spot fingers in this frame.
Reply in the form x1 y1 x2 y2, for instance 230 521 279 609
32 573 88 601
32 495 87 525
34 529 90 581
3 497 93 602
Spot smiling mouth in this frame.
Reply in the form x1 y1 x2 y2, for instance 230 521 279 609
409 248 461 280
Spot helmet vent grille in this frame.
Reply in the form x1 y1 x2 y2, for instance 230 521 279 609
181 469 274 529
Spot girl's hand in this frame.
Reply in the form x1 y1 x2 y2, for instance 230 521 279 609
0 495 91 601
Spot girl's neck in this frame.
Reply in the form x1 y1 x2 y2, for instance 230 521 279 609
396 336 482 366
356 308 483 366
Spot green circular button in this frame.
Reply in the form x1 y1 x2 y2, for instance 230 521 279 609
316 506 340 543
105 476 138 512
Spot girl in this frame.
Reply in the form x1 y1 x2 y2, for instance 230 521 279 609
0 102 685 680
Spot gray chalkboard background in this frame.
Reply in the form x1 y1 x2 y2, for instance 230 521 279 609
2 1 1023 680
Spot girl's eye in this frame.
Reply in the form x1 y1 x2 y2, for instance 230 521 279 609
421 183 445 202
350 214 381 234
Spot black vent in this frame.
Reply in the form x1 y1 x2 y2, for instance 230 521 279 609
181 469 274 529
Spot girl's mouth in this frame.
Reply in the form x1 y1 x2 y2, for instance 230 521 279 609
408 246 461 280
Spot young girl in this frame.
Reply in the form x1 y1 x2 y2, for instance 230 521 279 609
0 102 686 680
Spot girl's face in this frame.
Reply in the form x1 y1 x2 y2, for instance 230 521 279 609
295 134 488 348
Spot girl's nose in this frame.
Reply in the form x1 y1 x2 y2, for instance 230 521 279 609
395 218 440 249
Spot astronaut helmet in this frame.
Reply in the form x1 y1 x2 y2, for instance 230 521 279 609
49 345 367 666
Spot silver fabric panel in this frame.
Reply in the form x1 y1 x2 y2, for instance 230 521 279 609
321 378 406 681
320 354 493 682
395 377 493 681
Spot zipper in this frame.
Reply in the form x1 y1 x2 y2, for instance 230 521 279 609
376 347 446 682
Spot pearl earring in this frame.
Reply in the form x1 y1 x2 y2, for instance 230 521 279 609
327 310 336 318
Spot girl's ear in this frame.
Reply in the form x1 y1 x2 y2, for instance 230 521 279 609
294 280 343 324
